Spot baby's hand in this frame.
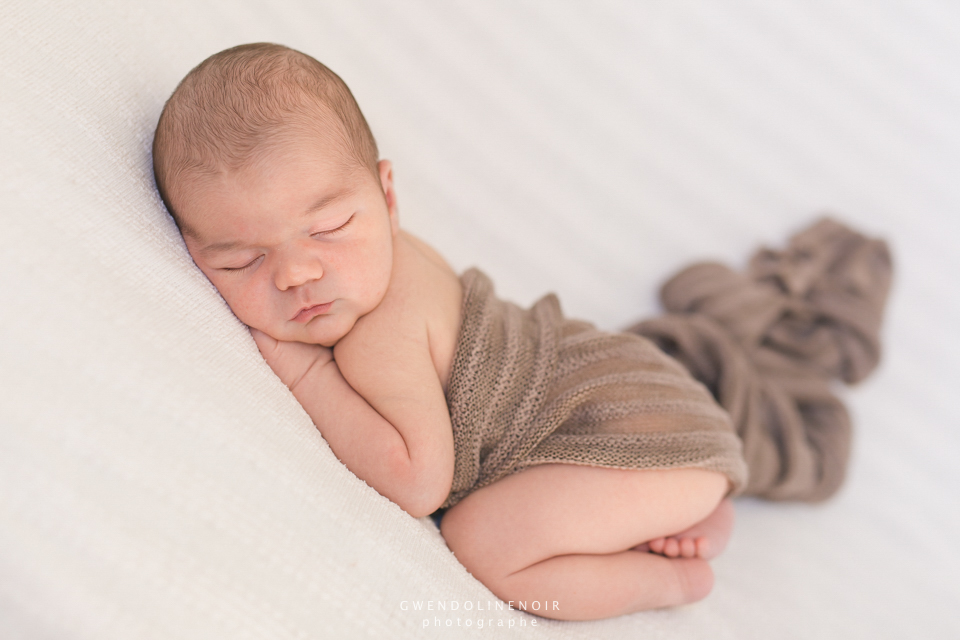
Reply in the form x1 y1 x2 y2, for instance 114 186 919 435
250 328 333 392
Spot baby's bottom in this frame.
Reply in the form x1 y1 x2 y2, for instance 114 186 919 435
440 464 729 621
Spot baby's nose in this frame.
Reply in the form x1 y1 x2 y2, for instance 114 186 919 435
274 251 324 291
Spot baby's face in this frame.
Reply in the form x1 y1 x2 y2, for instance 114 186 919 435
176 133 399 347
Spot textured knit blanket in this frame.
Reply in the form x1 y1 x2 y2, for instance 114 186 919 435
441 270 749 509
442 218 891 509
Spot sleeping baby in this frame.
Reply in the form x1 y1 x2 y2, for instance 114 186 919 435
152 43 892 621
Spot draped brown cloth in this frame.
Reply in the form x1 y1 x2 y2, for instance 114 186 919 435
628 218 893 502
441 269 749 510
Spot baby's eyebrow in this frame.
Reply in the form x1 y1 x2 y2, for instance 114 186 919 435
198 239 247 254
304 186 354 216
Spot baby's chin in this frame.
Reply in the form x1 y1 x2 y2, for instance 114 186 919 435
258 317 356 348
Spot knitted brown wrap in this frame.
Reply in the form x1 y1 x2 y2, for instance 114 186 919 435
441 269 749 510
629 218 893 502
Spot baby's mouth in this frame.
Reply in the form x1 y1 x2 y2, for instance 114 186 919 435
291 301 333 323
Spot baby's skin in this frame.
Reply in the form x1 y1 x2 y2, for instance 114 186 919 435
176 127 734 621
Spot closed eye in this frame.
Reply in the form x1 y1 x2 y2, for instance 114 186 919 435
221 255 264 273
313 213 355 237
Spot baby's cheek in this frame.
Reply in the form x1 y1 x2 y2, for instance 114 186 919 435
224 282 273 333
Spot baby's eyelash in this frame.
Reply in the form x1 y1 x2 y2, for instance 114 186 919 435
314 214 355 237
222 255 263 272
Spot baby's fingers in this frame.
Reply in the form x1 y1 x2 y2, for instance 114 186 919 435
247 329 332 390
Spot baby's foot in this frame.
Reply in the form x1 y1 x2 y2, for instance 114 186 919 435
638 498 735 560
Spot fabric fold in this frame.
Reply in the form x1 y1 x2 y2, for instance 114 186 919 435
629 218 892 501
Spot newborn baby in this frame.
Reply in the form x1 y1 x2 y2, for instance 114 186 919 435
153 43 745 621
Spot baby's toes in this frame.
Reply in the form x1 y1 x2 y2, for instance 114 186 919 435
695 536 711 559
679 537 697 558
648 538 666 554
663 537 680 558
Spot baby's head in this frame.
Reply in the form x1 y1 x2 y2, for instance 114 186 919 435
153 43 399 347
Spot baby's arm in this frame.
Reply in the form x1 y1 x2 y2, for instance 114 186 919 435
253 330 448 517
252 235 455 518
331 235 456 516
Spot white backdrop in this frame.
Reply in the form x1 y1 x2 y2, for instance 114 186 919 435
2 1 958 638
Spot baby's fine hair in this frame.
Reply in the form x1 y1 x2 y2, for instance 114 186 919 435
152 43 379 226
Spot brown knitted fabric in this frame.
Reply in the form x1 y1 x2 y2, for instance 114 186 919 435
629 218 893 502
441 269 749 510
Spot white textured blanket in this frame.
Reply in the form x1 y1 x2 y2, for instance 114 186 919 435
1 1 958 638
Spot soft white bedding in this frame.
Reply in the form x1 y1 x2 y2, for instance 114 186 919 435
2 1 958 637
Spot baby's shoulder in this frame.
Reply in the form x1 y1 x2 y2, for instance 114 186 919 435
381 230 462 322
340 231 463 388
396 230 457 276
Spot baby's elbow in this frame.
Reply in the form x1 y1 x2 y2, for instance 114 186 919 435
402 497 441 519
400 472 451 519
391 489 440 519
384 450 451 518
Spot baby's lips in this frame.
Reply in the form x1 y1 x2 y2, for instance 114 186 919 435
291 301 333 323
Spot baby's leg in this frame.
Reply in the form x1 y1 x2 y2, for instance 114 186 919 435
440 464 728 621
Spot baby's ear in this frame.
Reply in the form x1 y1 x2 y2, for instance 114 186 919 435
377 159 400 234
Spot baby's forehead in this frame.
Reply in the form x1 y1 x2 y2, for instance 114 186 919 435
175 112 352 183
174 130 368 229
